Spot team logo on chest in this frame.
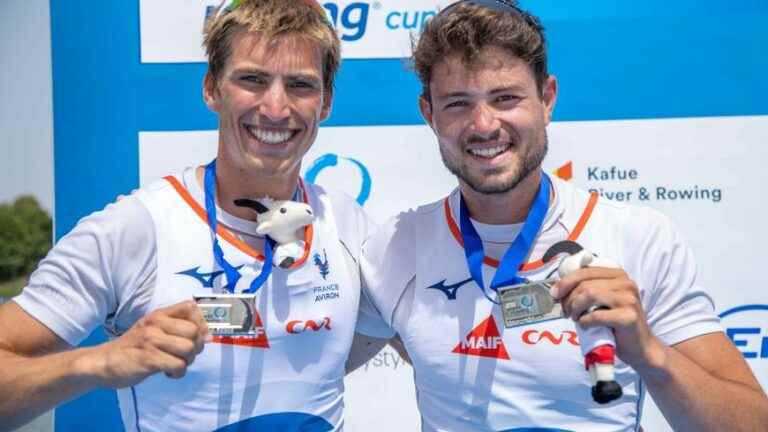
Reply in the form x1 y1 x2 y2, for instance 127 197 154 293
453 316 510 360
310 248 341 302
313 249 330 280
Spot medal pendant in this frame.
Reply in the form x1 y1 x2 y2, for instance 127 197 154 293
498 278 565 328
194 294 259 337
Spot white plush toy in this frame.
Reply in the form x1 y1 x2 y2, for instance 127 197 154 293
234 197 314 268
545 240 623 404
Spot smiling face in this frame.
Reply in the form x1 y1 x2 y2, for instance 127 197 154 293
420 45 557 195
204 31 332 182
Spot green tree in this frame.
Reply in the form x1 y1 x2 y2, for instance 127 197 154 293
0 195 52 282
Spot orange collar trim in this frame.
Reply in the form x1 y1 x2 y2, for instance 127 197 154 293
163 175 313 269
444 191 599 272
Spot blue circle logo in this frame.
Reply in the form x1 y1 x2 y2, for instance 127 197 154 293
305 153 372 206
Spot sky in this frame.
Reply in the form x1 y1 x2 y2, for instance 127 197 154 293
0 0 54 214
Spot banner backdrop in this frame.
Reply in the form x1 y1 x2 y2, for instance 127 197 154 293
50 1 768 431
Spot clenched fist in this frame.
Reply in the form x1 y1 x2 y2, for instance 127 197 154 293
87 300 208 388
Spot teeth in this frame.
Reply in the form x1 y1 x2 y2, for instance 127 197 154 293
246 126 294 145
469 145 508 158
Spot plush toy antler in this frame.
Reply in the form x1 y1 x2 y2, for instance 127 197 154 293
234 198 314 268
544 240 623 404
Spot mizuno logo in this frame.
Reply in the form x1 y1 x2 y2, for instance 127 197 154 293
427 277 473 300
453 316 510 360
177 265 243 288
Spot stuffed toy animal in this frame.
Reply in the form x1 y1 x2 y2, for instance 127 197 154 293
233 197 314 268
545 240 623 404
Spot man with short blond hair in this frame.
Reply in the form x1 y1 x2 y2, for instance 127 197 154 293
0 1 391 431
362 1 768 431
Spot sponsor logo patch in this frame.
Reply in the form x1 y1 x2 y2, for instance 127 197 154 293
176 265 243 288
427 277 473 301
453 316 510 360
522 329 580 346
286 317 332 334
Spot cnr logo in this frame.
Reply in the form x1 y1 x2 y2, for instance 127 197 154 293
720 305 768 359
522 330 579 346
286 317 332 334
323 2 374 42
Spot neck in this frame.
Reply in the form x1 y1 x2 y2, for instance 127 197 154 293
197 159 299 222
460 169 543 225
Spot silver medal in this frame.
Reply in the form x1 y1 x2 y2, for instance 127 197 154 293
194 294 258 336
498 278 565 328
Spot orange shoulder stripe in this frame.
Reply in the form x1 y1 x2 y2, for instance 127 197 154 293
163 175 313 268
444 191 599 272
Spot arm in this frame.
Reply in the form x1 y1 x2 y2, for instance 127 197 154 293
0 301 91 431
640 331 768 431
0 300 207 432
555 267 768 431
0 193 208 431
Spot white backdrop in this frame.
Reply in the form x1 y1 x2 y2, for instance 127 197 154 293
138 116 768 431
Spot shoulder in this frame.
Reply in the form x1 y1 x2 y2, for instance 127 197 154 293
54 188 159 286
363 195 446 272
592 196 678 250
72 193 155 242
13 189 159 346
361 196 447 326
133 172 187 206
365 200 444 254
554 177 676 245
303 182 375 258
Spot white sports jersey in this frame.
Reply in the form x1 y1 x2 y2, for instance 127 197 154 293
362 176 722 432
15 167 391 432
